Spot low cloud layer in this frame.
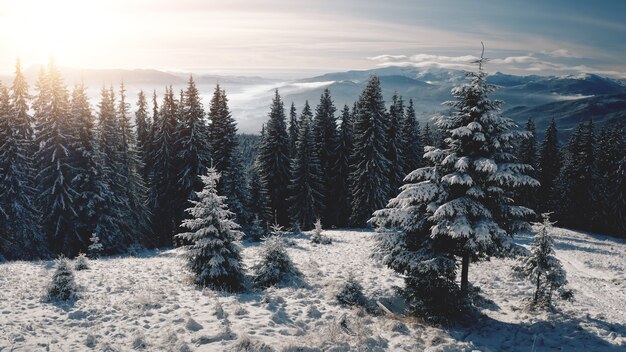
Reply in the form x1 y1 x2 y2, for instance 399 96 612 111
370 52 626 78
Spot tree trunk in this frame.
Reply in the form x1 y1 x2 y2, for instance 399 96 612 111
461 253 470 297
534 273 541 304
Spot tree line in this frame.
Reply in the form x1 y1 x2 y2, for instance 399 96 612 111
1 57 623 261
0 59 247 259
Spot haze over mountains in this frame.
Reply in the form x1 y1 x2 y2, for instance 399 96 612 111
2 65 624 134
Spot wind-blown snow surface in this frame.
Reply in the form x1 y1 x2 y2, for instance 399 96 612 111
1 228 625 351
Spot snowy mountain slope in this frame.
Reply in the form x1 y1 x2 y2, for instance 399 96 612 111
1 228 625 351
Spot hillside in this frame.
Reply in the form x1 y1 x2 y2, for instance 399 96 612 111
1 228 625 351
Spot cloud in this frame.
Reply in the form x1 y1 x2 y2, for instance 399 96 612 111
543 49 581 58
370 52 626 78
369 54 479 70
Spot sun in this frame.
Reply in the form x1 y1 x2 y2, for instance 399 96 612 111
2 0 116 67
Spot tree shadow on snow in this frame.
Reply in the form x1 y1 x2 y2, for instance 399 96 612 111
447 309 626 352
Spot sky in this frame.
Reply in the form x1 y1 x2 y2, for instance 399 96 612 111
1 0 625 78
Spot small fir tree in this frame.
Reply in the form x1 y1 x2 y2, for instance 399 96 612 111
311 218 331 244
176 168 245 291
336 273 366 307
46 257 77 302
74 252 89 271
88 233 103 259
513 213 570 307
252 233 301 288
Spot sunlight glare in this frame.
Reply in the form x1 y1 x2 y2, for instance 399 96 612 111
4 0 116 66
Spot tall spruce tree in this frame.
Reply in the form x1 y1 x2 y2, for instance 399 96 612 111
0 80 45 260
33 61 80 256
372 53 538 317
176 168 245 291
312 89 338 226
149 86 180 245
612 157 626 237
96 86 131 251
592 124 624 235
117 83 150 244
135 90 151 180
177 77 210 227
555 120 596 231
387 92 406 196
248 158 272 228
257 90 291 226
421 123 434 149
69 83 104 252
399 98 423 176
333 105 354 227
288 101 324 230
349 76 390 227
517 118 538 212
288 102 299 158
207 84 248 223
537 119 560 213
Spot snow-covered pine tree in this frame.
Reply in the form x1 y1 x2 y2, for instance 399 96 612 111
149 86 180 246
10 59 33 145
135 90 151 180
96 86 131 252
256 90 291 226
207 84 248 224
372 51 539 317
537 119 560 213
399 98 423 176
0 62 46 260
288 102 299 158
513 213 569 306
117 82 151 244
88 233 103 259
74 252 89 270
176 168 245 291
33 60 80 256
386 92 406 197
332 105 354 227
349 76 391 227
312 89 338 226
46 257 77 302
253 231 301 288
516 118 538 212
288 101 324 230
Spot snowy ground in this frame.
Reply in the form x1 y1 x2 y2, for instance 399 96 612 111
1 228 625 351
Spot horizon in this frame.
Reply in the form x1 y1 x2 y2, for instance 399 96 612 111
1 0 625 78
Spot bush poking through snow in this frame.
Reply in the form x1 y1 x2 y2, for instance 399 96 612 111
513 213 571 307
336 273 367 307
253 234 301 287
311 219 331 244
46 257 77 302
74 252 89 271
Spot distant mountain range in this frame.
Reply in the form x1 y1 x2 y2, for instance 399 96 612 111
1 66 624 136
